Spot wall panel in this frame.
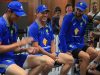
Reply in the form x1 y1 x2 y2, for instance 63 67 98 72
41 0 73 17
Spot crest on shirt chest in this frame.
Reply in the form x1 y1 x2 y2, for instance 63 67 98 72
74 28 79 35
43 38 47 46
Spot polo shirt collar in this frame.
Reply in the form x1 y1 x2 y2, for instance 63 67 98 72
35 19 48 29
3 14 10 27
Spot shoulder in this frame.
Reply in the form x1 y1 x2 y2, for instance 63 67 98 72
0 17 5 25
83 14 88 18
64 13 75 20
97 12 100 16
0 17 6 29
29 21 39 30
82 14 89 20
94 13 100 21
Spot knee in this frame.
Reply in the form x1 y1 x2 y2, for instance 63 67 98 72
45 59 55 67
68 57 74 65
13 71 27 75
81 54 90 62
20 72 27 75
39 57 54 68
65 57 74 65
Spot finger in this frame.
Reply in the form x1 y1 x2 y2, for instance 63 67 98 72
27 37 33 42
23 37 33 43
28 50 33 54
32 49 36 54
88 69 93 73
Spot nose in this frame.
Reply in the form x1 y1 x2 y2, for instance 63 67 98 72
44 13 48 17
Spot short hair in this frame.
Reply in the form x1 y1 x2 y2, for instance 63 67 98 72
54 6 61 13
65 3 72 9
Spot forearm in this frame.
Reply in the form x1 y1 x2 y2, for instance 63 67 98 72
39 46 51 55
14 47 27 53
51 41 56 53
0 43 19 53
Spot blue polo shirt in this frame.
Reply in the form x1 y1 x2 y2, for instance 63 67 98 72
59 12 88 53
28 20 54 52
0 16 18 60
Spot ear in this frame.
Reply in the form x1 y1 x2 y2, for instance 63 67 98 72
7 9 13 13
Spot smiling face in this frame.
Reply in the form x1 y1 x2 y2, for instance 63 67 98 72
92 3 98 12
65 6 73 14
38 11 49 23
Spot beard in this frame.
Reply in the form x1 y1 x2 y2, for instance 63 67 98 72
75 12 83 18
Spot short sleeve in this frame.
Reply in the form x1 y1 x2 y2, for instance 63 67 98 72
28 23 39 42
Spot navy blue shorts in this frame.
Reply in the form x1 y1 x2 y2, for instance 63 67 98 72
0 59 15 73
0 53 28 73
71 45 89 59
14 53 28 67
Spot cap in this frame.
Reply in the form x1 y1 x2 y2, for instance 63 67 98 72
36 5 49 13
76 2 88 11
8 1 26 16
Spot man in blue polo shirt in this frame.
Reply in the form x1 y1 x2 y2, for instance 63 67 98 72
0 1 45 75
59 2 98 75
28 5 74 75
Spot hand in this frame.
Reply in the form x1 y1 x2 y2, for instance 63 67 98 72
90 31 94 37
51 53 56 57
27 47 39 54
17 37 33 47
87 15 93 20
87 63 97 70
93 20 99 25
50 53 58 60
88 69 100 75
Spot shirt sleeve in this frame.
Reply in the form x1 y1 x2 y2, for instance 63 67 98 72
59 15 71 52
0 25 3 43
28 24 39 42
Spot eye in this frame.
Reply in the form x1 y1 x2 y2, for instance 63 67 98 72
42 12 48 14
77 8 82 12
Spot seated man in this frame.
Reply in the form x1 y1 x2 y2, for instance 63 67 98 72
28 5 74 75
0 1 47 75
59 2 98 75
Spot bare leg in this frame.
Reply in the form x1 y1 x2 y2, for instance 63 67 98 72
41 65 52 75
6 64 27 75
79 51 90 75
23 55 48 75
28 64 45 75
41 55 54 75
57 53 74 75
86 47 98 61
